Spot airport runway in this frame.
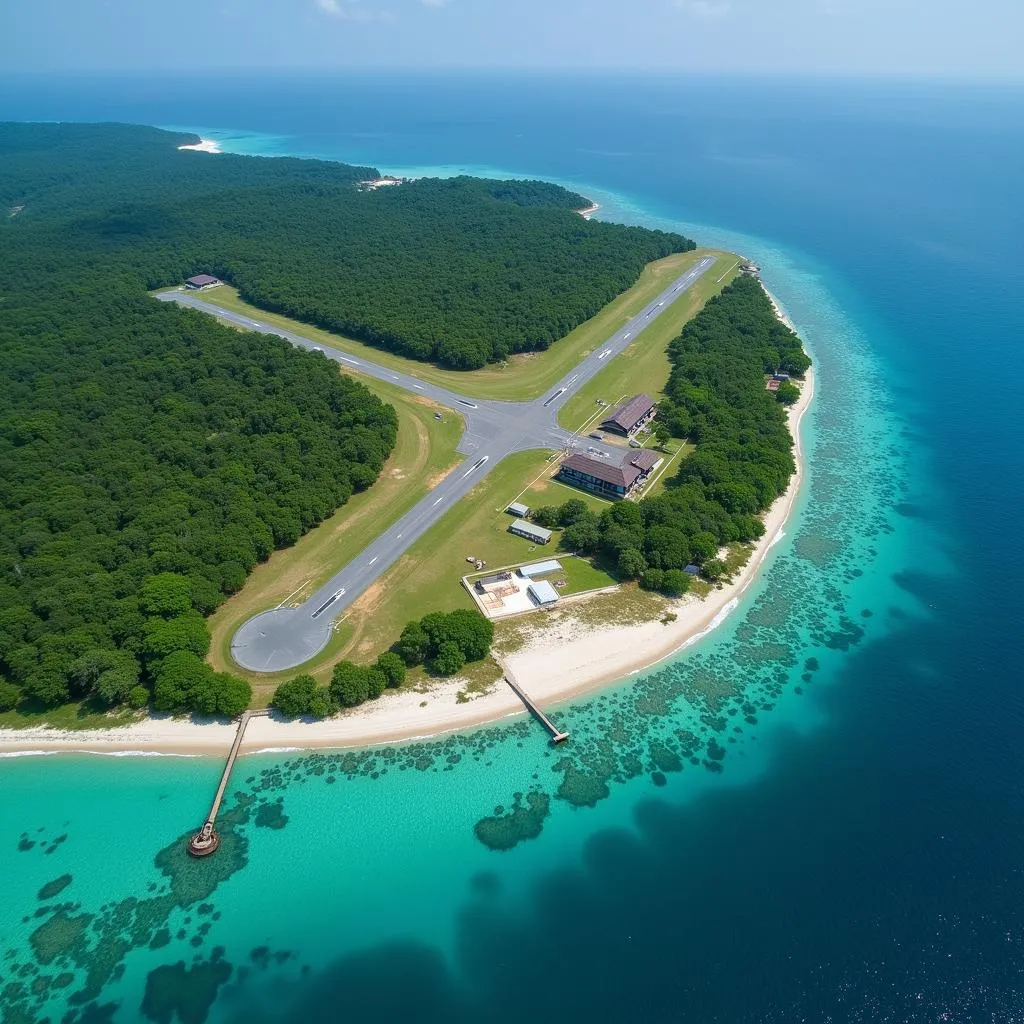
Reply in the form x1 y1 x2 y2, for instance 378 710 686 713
156 253 715 671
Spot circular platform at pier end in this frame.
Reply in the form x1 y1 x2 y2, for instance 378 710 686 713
231 606 333 673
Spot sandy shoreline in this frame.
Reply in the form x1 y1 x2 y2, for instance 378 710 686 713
0 343 813 758
178 138 222 155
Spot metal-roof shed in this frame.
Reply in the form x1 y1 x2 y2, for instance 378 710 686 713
527 580 559 606
507 501 530 517
519 559 562 578
509 519 552 544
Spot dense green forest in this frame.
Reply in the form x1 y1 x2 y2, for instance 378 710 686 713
1 122 693 368
0 294 397 712
548 275 811 585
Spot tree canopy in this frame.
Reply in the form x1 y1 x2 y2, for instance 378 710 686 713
1 122 694 370
0 124 405 713
557 275 809 592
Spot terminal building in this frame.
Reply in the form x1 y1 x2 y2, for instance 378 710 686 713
558 449 662 500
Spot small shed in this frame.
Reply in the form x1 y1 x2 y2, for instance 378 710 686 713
507 501 530 518
527 580 559 606
509 519 552 545
519 559 562 579
684 564 701 576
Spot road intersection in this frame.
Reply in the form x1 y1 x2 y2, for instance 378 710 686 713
156 253 715 672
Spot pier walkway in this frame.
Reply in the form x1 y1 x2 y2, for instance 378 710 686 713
504 669 569 744
187 708 270 857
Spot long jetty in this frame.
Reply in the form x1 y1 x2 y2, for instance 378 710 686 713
504 671 569 745
187 708 270 857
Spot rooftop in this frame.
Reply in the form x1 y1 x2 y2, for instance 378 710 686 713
527 580 560 605
562 453 641 490
629 449 662 472
509 518 552 541
186 274 220 287
601 393 656 433
519 559 562 578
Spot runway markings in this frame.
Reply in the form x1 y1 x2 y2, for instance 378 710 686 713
461 455 490 480
311 588 346 620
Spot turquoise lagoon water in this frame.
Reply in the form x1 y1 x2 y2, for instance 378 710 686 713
0 74 1021 1021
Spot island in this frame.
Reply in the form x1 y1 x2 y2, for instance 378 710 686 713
0 122 810 757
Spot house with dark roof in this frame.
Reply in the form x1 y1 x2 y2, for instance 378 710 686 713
558 449 663 500
185 274 222 290
600 393 657 437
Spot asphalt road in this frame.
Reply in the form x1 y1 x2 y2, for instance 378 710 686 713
156 253 715 672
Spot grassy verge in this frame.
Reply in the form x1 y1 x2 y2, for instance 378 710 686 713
238 450 621 704
0 701 141 732
207 381 463 684
166 249 723 401
558 251 740 432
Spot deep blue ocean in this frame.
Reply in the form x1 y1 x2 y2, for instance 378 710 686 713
1 73 1023 1023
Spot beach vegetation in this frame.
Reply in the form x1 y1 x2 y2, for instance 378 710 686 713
427 641 466 677
127 685 150 710
775 380 801 405
270 674 319 718
151 650 252 718
330 662 372 708
395 622 430 667
375 652 407 688
617 547 648 580
0 680 21 711
701 559 728 583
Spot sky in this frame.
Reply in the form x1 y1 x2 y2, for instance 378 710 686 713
1 0 1021 79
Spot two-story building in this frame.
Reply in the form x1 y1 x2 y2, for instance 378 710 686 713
558 449 662 500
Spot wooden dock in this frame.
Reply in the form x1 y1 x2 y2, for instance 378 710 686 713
504 672 569 745
187 708 270 857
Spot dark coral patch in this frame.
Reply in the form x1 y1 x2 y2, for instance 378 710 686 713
474 792 550 851
37 874 72 901
140 954 232 1024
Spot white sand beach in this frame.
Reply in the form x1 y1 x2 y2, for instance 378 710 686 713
177 138 222 154
0 355 813 758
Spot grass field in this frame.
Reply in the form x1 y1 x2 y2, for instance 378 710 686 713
235 449 620 702
558 251 740 432
206 379 464 683
170 249 724 401
515 463 613 515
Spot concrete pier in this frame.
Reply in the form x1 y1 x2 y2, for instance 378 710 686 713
504 673 569 744
187 709 269 857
